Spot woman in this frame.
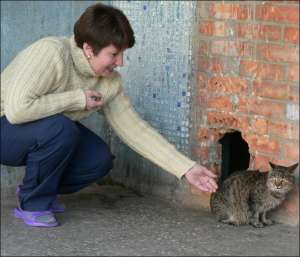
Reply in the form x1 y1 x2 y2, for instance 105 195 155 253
0 3 217 227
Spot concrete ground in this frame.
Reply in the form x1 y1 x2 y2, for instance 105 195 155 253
1 184 299 256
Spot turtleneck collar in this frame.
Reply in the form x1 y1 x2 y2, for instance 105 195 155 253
69 35 98 78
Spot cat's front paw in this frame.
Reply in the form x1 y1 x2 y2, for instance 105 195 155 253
251 221 264 228
262 219 274 226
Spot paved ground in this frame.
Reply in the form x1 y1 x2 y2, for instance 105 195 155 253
1 184 299 256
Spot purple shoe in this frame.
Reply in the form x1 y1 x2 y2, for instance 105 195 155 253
14 207 59 227
50 199 65 213
16 186 65 213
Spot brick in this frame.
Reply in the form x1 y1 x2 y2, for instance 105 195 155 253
253 81 289 100
240 60 285 81
237 23 281 41
207 95 233 111
222 57 241 75
209 3 252 20
199 21 227 37
197 127 209 141
238 117 251 133
209 128 224 142
254 154 272 171
289 124 299 140
211 40 254 57
207 111 249 131
253 118 268 135
202 57 224 73
208 76 248 93
256 137 280 155
256 5 299 24
199 56 224 73
197 89 207 106
238 97 285 118
199 58 209 72
192 146 210 161
199 57 225 74
197 128 224 143
257 44 299 63
210 57 224 73
197 72 208 89
199 41 209 56
287 64 299 82
284 143 300 160
289 85 299 103
200 146 210 161
268 120 289 137
284 27 299 43
244 134 280 154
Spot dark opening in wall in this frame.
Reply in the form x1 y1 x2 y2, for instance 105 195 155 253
218 131 250 181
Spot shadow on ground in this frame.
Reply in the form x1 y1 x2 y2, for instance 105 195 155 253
1 184 299 256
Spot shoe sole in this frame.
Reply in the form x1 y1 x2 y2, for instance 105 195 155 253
14 208 59 227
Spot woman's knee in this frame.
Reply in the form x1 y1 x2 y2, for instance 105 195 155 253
96 147 115 177
58 153 114 194
85 152 115 184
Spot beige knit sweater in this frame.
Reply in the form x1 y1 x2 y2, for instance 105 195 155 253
1 35 196 179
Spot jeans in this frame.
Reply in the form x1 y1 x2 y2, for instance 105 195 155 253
0 114 114 211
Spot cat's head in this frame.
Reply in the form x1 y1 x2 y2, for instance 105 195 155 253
266 162 298 194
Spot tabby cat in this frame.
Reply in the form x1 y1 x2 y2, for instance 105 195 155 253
210 162 298 228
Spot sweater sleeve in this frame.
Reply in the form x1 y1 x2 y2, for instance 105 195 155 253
3 40 86 124
103 81 196 179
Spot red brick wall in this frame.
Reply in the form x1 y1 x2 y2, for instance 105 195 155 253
192 1 299 172
191 1 299 223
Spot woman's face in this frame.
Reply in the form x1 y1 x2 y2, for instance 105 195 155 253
83 43 125 76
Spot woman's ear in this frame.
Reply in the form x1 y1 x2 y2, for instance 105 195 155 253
83 42 94 59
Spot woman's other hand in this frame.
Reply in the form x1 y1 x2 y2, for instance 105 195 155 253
185 164 218 193
84 89 104 110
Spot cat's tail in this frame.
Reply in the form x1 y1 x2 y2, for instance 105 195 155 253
209 192 216 213
210 192 224 216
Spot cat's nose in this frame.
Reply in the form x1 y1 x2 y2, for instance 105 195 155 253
275 181 282 188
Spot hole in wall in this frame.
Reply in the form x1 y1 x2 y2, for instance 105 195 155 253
218 131 250 182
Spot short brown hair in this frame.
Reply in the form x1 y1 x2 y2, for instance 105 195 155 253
74 3 135 54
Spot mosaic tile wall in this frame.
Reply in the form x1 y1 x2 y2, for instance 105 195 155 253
110 1 196 154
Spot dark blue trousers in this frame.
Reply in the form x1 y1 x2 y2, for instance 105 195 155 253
0 114 114 211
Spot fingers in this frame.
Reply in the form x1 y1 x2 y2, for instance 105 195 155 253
85 90 103 110
207 179 218 192
90 97 103 108
201 183 217 193
89 91 102 102
195 177 218 193
90 95 102 101
196 182 215 193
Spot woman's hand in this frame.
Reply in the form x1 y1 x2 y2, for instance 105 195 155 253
84 89 104 110
185 164 218 193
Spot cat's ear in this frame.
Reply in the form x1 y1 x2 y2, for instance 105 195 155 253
287 163 299 173
269 162 276 170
